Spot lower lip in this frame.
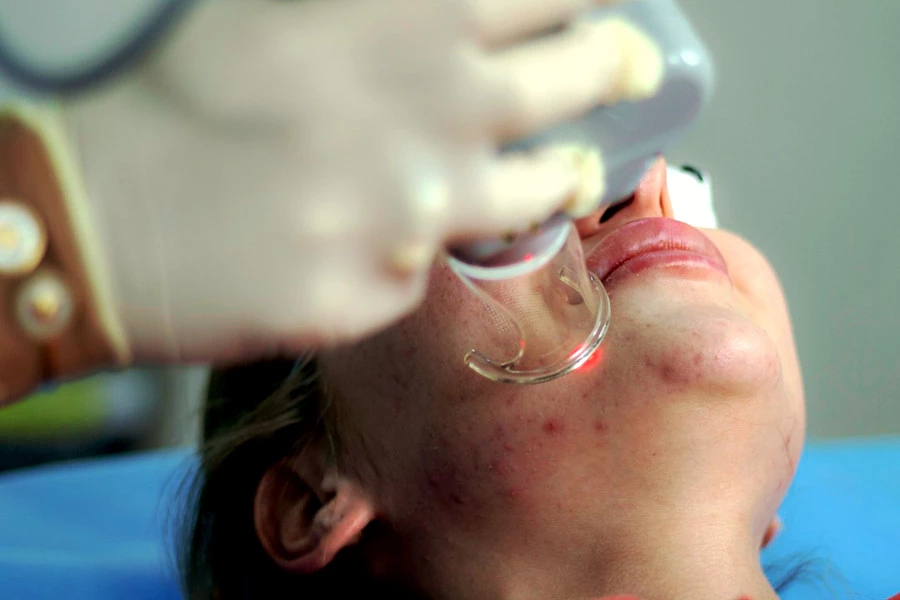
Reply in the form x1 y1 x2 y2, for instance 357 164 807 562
602 250 729 287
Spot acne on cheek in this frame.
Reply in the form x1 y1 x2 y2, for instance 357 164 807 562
542 418 564 434
642 325 782 395
642 351 704 391
421 410 608 511
426 465 467 509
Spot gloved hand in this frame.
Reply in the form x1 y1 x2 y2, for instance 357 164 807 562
62 0 664 363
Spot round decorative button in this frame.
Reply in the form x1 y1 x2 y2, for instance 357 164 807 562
0 199 48 276
15 270 74 339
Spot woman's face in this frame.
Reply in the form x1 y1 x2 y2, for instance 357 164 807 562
319 160 805 599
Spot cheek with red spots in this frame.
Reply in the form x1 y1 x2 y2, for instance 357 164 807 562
642 352 702 391
418 410 587 517
632 322 782 396
542 418 564 434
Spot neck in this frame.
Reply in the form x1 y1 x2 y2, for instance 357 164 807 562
600 541 776 599
584 518 779 600
497 510 779 600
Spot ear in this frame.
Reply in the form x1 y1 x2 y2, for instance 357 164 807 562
254 450 375 574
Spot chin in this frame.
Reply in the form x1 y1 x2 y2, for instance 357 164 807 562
693 321 782 399
619 308 783 400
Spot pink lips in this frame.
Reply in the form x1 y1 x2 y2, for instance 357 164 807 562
584 218 728 286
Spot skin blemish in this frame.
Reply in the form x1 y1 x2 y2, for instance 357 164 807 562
488 459 510 476
425 469 469 510
422 444 472 511
542 418 564 434
506 487 523 501
593 419 607 433
643 351 698 389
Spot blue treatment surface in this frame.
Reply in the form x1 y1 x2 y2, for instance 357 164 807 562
0 438 898 599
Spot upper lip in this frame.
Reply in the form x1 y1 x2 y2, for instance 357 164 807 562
583 218 728 283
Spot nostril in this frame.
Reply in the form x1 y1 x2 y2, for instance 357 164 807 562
599 195 634 223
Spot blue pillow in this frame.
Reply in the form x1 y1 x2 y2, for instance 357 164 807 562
0 448 189 600
764 437 900 598
0 438 898 599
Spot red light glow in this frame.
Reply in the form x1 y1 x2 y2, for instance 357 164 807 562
576 347 604 373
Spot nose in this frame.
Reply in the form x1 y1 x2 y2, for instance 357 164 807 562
574 156 674 239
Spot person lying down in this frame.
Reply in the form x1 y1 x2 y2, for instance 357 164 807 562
177 158 805 600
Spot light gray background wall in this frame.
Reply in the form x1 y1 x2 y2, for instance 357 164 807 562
671 1 900 438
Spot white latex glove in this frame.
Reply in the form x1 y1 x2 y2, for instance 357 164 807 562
62 0 664 363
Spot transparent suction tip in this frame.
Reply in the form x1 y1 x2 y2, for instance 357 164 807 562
446 215 610 384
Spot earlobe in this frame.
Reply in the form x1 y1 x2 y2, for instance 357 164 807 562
254 459 376 574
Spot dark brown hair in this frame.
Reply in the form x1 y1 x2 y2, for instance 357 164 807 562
176 356 370 600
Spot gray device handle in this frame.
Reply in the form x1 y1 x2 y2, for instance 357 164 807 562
453 0 714 265
505 0 714 207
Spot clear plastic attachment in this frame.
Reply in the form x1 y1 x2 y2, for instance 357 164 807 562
446 215 610 384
